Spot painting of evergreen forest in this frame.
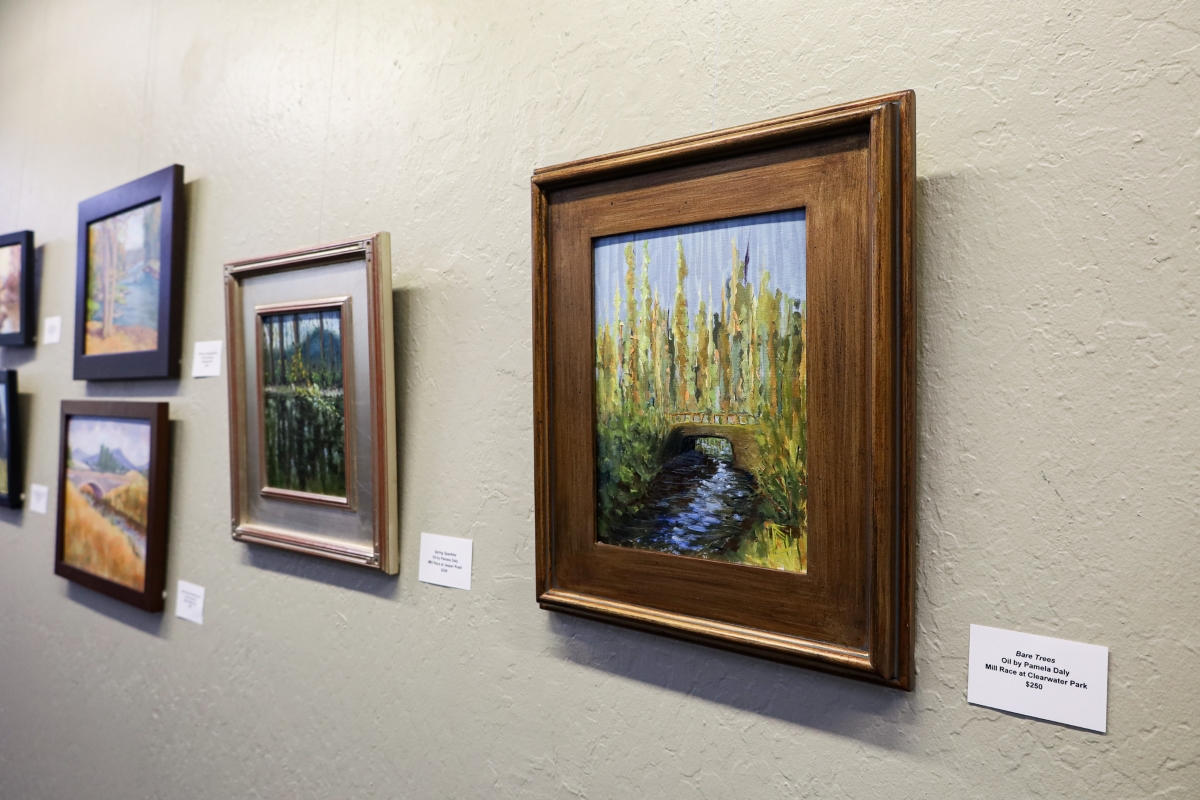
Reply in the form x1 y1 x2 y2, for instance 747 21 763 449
259 306 348 500
62 417 151 591
85 201 162 354
594 209 808 572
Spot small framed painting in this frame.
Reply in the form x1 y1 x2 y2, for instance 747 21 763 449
532 91 916 687
54 401 170 611
224 234 398 573
0 230 35 347
0 371 22 508
73 165 186 381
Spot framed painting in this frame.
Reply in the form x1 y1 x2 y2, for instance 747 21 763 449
73 165 186 381
0 371 21 508
0 230 35 347
532 91 915 687
54 401 170 611
224 234 398 573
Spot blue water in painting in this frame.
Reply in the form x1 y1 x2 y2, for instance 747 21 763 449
112 267 159 329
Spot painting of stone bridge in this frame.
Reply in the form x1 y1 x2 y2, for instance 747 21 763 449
594 210 809 573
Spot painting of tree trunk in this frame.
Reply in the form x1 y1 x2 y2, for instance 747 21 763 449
258 306 348 499
84 200 162 354
594 209 808 573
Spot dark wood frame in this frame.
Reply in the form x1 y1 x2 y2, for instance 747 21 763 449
0 371 21 508
253 296 357 511
73 165 186 381
532 91 915 688
53 401 171 612
0 230 36 347
225 234 399 574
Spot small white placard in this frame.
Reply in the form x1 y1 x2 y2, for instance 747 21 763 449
42 316 61 344
968 624 1109 732
191 340 224 378
418 532 473 590
28 483 48 514
175 580 206 624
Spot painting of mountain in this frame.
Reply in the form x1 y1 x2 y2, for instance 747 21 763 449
62 416 151 591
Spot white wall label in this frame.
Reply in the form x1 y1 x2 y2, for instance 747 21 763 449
968 624 1108 732
28 483 48 514
191 340 224 378
418 532 472 590
175 580 206 624
42 316 61 344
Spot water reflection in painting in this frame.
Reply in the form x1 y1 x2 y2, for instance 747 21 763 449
85 201 162 354
594 210 808 572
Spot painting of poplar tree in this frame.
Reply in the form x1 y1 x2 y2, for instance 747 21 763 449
259 307 348 499
85 200 162 354
594 209 808 572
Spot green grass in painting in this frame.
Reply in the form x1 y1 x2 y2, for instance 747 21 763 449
261 309 347 498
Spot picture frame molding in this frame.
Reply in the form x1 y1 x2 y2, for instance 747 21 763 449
224 233 398 574
532 91 915 688
53 400 170 612
73 164 186 381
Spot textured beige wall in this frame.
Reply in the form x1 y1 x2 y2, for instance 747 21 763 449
0 0 1196 797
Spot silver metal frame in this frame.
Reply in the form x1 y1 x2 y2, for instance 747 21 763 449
225 234 398 573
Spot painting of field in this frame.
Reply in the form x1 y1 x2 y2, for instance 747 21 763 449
260 306 348 499
62 417 151 591
0 243 21 335
594 209 808 572
85 200 161 354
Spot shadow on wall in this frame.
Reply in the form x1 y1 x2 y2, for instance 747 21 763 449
538 173 983 752
65 581 166 637
549 614 917 752
233 285 419 600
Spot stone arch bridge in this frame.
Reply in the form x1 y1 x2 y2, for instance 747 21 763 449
662 412 764 474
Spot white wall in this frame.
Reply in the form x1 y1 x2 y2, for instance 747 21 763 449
0 1 1196 797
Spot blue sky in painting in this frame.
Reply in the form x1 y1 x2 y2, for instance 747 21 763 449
593 209 806 328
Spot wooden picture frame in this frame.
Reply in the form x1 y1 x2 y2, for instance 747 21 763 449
532 91 915 688
54 401 170 612
224 234 398 574
0 230 36 347
0 371 21 508
73 165 186 381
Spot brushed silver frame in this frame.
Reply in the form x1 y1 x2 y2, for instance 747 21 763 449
225 234 398 574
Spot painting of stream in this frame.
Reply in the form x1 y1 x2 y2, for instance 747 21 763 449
594 209 808 572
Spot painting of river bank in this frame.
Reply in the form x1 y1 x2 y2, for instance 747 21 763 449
259 304 349 502
594 209 808 572
85 200 161 354
62 417 151 592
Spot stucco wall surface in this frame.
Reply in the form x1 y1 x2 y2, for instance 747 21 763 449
0 0 1196 797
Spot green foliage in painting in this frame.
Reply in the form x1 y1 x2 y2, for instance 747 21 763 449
596 231 808 571
261 309 347 498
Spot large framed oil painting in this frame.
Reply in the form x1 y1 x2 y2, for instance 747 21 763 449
533 91 916 687
0 371 22 508
0 230 35 347
224 234 398 573
54 401 170 611
73 165 186 381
